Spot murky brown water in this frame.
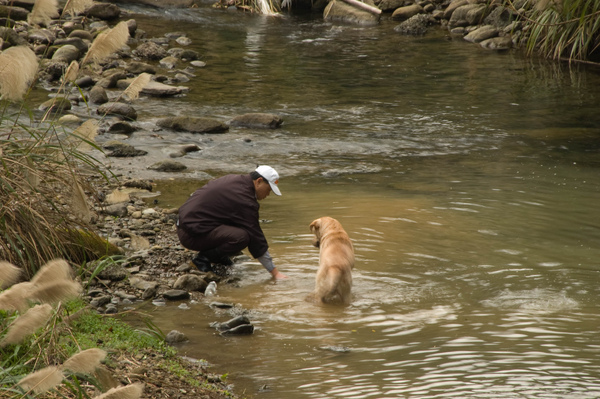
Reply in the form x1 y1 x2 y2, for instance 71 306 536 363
93 3 600 398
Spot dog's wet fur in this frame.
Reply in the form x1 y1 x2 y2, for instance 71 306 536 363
308 217 354 305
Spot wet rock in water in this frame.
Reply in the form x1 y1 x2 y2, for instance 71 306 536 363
480 36 513 51
51 44 80 63
464 24 499 43
74 76 95 88
89 85 109 105
84 2 121 20
142 285 158 300
229 113 283 129
174 274 208 292
157 116 229 134
211 315 252 332
159 55 178 69
28 28 56 44
209 302 234 309
122 178 153 191
104 304 118 314
39 97 72 114
211 316 256 336
323 0 380 26
126 61 157 75
90 295 112 308
116 78 187 97
391 4 423 21
108 120 137 134
220 324 254 336
97 102 138 120
166 330 188 344
163 289 190 301
106 143 148 157
169 47 200 61
166 144 201 158
394 14 433 36
148 160 187 172
0 6 29 21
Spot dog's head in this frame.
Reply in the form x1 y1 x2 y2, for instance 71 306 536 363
310 217 338 248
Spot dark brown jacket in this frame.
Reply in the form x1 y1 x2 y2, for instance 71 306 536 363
177 174 268 258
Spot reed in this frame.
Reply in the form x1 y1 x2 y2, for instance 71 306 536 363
81 21 130 66
62 0 94 17
17 366 65 394
0 261 21 289
0 304 53 347
62 348 107 374
92 382 144 399
28 0 59 26
0 46 39 101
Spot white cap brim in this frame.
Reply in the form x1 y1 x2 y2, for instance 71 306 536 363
269 182 281 196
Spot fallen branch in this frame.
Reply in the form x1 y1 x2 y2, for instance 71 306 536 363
339 0 381 15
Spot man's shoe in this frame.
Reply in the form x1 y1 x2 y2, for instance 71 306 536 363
191 253 214 273
214 256 233 267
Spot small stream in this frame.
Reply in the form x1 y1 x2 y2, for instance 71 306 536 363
92 3 600 398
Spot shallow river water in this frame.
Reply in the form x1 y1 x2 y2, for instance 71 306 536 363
108 3 600 398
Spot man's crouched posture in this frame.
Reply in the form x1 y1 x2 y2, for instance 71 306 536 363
177 165 287 280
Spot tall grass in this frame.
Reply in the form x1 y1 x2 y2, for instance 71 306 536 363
513 0 600 62
0 4 144 277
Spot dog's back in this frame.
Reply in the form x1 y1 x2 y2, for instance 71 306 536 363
310 217 354 305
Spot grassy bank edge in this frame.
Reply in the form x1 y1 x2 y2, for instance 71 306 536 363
0 298 238 398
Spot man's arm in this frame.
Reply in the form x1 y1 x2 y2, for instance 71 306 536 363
257 251 288 279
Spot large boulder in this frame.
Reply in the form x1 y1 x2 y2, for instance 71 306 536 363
84 2 121 20
391 4 423 21
449 3 489 28
323 0 380 26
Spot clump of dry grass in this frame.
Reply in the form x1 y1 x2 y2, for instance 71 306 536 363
0 46 39 101
28 0 59 26
0 261 21 289
82 21 130 66
123 73 151 101
62 348 107 374
92 382 144 399
0 304 53 347
62 0 94 17
18 366 65 394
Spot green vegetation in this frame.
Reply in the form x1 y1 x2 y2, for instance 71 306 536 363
511 0 600 63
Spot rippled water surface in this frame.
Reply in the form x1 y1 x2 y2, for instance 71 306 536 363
112 3 600 398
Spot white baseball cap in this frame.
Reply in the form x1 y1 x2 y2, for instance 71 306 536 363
255 165 281 196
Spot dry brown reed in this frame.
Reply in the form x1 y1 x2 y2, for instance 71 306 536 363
0 281 34 313
28 0 59 26
0 46 39 101
30 259 72 286
92 382 144 399
123 73 151 101
0 261 21 289
62 0 94 17
81 21 130 66
29 279 83 304
62 348 107 374
0 303 53 347
17 365 65 394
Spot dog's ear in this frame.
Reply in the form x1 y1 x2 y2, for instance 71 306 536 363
309 219 320 233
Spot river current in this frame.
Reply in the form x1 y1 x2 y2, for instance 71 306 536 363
94 2 600 398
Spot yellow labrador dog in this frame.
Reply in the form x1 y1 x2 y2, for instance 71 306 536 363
309 217 354 305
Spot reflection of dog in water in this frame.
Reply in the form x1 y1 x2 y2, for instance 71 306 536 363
308 217 354 305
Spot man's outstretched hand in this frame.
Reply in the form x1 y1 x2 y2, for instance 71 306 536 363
270 268 288 280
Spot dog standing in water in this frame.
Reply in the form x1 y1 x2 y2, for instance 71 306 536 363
308 217 354 305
